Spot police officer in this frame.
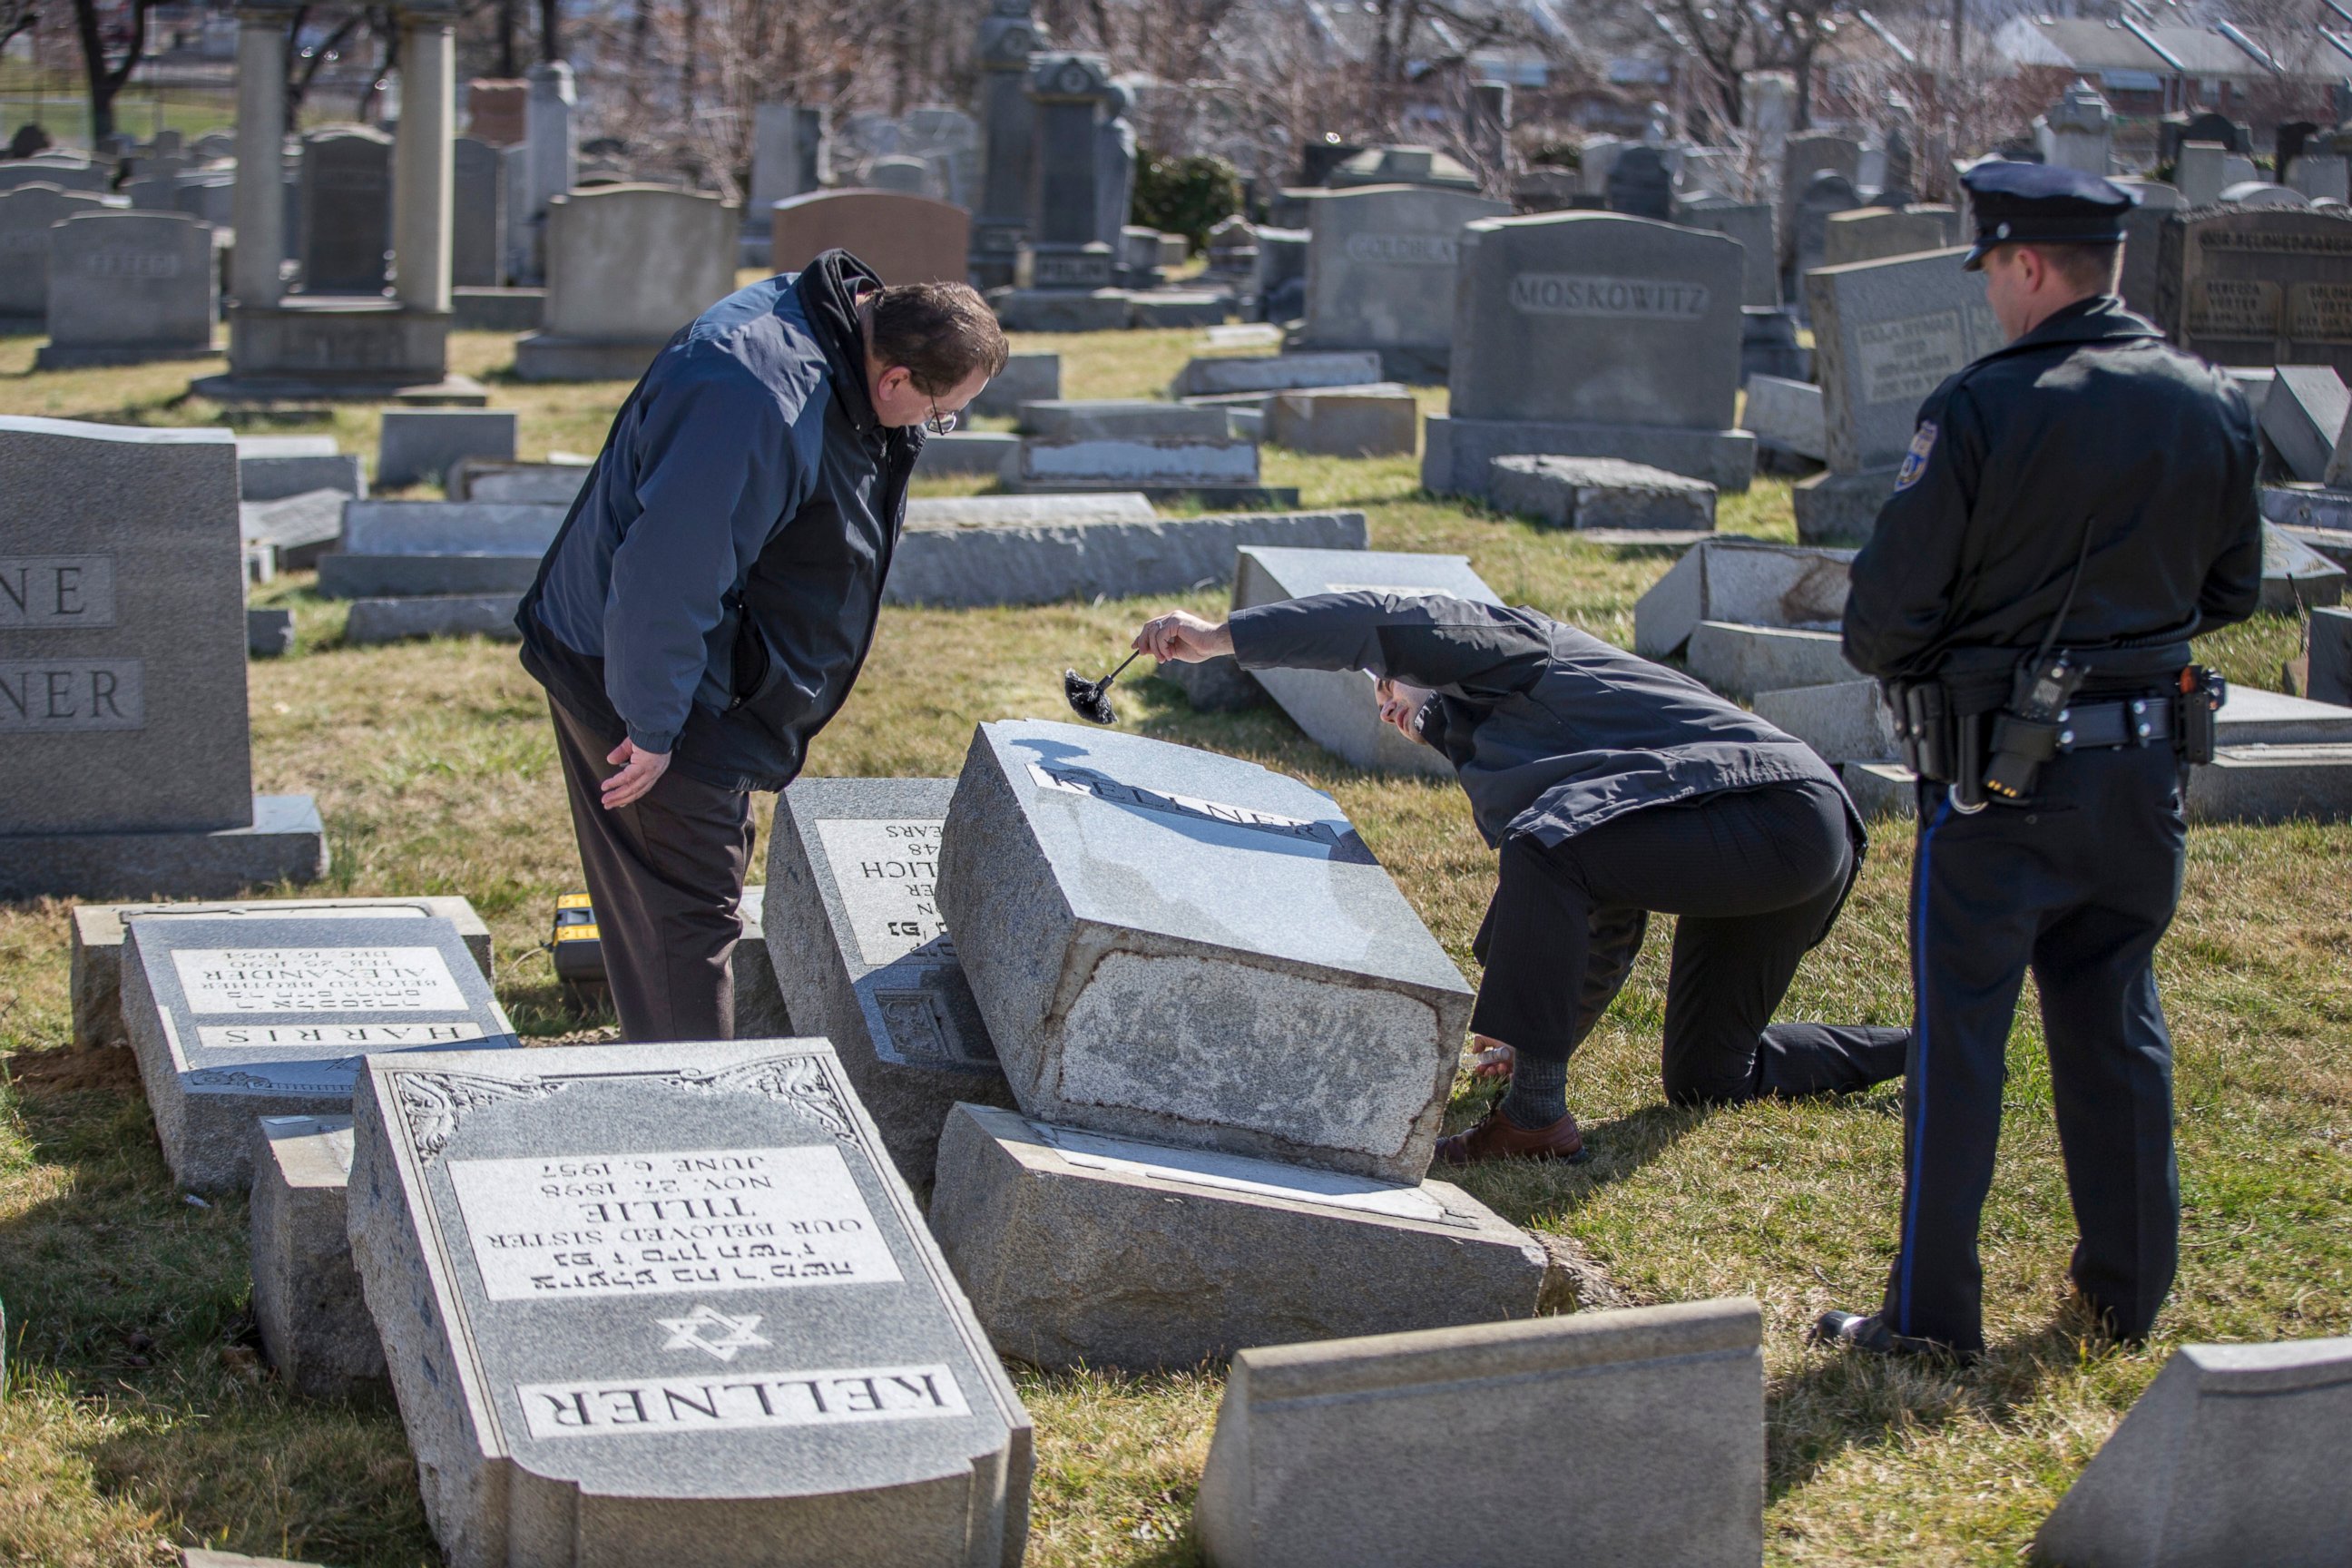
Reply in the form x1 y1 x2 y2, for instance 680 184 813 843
1813 162 2262 1362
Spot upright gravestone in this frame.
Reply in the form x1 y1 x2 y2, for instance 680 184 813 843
2033 1336 2352 1567
771 191 970 287
748 102 824 263
1424 211 1754 497
516 185 740 380
969 0 1043 289
1295 183 1508 382
1678 196 1779 308
451 135 504 289
298 126 393 295
122 911 517 1192
2036 79 2114 175
346 1037 1034 1566
513 59 577 285
1791 170 1863 316
2156 205 2352 379
1822 206 1952 268
1779 132 1862 261
0 181 109 321
999 54 1122 331
0 417 326 900
762 777 1015 1184
1798 247 2001 544
1604 145 1673 220
936 720 1474 1182
36 211 218 368
1231 551 1502 777
2113 178 2181 321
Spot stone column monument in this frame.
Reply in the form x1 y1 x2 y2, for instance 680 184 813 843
998 53 1123 329
970 0 1044 289
515 59 576 284
197 0 480 404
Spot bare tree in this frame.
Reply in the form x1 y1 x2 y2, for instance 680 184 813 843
68 0 149 142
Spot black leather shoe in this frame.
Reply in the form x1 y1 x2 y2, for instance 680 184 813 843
1809 1309 1976 1366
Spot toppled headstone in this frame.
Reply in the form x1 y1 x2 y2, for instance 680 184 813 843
1632 537 1855 659
122 912 518 1192
1267 385 1417 456
2188 744 2352 822
70 895 495 1048
1753 680 1897 763
451 459 591 504
1171 350 1384 398
251 1113 385 1397
347 1038 1034 1567
967 351 1060 419
1486 456 1717 532
1193 1299 1766 1568
1234 547 1502 777
345 594 525 645
1013 435 1259 492
886 508 1367 609
1685 622 1861 700
1740 375 1827 464
2264 523 2347 612
0 416 326 900
762 778 1014 1184
317 500 567 598
2261 366 2347 483
240 488 347 570
929 1103 1550 1372
937 720 1474 1181
1015 399 1230 439
910 430 1018 477
2034 1336 2352 1567
2308 605 2352 704
237 437 366 505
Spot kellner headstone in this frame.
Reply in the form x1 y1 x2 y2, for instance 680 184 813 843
347 1037 1034 1567
0 417 326 900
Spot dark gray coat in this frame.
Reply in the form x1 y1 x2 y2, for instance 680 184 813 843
1227 593 1859 849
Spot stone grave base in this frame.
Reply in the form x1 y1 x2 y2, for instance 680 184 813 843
1486 456 1717 532
2262 484 2352 535
1126 291 1231 328
1844 750 2352 824
1792 468 1896 544
71 894 493 1048
450 286 544 331
1000 481 1300 509
318 554 541 598
913 431 1018 476
1155 654 1264 711
1753 680 1896 764
247 607 295 658
511 331 663 382
884 508 1366 609
1287 338 1450 387
251 1115 385 1398
1685 621 1861 700
1 794 327 904
992 289 1132 333
346 594 524 645
36 338 220 369
1268 386 1416 457
1424 413 1757 496
197 301 483 406
929 1104 1554 1373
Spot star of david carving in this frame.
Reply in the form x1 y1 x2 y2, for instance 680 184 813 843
657 1304 771 1362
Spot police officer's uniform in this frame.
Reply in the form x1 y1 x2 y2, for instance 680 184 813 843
1818 162 2263 1359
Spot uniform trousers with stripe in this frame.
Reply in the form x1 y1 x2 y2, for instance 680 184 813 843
1883 741 2187 1353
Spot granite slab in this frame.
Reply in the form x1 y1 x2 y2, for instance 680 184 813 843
936 720 1474 1181
346 1039 1033 1568
763 778 1014 1185
251 1113 386 1396
884 509 1368 609
122 913 518 1192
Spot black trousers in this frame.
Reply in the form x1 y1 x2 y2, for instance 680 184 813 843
1880 744 2185 1353
1471 778 1910 1105
550 699 754 1043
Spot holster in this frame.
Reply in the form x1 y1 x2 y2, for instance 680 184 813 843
1886 680 1956 782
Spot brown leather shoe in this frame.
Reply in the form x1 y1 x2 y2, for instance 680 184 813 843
1435 1106 1588 1166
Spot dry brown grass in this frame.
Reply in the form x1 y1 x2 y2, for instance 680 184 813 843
0 327 2345 1568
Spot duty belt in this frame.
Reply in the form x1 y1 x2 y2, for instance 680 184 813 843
2049 695 2173 750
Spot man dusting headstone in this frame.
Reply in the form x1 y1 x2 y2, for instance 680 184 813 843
517 250 1006 1040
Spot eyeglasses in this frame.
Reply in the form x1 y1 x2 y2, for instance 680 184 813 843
925 402 959 436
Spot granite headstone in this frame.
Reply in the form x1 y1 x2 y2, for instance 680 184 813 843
298 127 393 294
1295 184 1508 382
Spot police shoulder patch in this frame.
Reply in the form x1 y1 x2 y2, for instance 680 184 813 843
1893 420 1938 493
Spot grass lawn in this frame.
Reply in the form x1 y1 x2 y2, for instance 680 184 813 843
0 326 2346 1567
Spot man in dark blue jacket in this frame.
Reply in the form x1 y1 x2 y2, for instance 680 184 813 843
518 250 1005 1041
1138 594 1910 1164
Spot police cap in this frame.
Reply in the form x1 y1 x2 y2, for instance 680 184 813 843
1959 160 2134 270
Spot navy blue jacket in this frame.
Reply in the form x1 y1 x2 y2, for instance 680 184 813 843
1228 593 1859 849
518 250 919 791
